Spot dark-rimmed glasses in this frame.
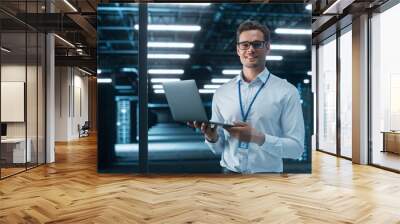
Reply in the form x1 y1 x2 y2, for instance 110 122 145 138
237 41 267 50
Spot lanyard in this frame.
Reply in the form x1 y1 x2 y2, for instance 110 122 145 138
238 72 271 122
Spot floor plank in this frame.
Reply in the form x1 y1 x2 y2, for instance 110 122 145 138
1 135 400 223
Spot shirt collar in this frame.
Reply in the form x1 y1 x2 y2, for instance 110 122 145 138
236 67 270 84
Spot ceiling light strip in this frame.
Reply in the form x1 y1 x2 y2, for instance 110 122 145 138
204 84 221 89
211 78 231 83
148 69 184 75
1 47 11 53
150 3 211 7
154 89 165 94
222 69 241 75
275 28 311 35
271 44 306 51
152 85 163 89
323 0 344 14
266 55 283 61
78 68 93 76
54 34 75 48
151 78 180 83
148 54 190 59
148 42 194 48
63 0 78 12
199 89 216 94
97 78 112 83
134 24 201 32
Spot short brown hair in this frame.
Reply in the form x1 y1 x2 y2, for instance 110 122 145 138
236 20 270 43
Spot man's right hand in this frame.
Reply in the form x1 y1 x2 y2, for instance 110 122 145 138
187 121 218 142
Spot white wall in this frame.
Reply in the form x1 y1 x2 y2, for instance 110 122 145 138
1 63 45 164
55 67 89 141
1 65 29 137
55 67 69 141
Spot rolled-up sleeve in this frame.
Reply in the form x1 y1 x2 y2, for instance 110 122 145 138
259 88 305 159
205 92 226 154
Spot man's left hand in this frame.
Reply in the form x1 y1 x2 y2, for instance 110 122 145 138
224 122 265 146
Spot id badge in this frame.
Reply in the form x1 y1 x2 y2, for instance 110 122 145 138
238 141 249 149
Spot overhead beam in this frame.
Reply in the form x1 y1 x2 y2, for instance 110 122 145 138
67 13 97 47
55 55 96 68
49 0 96 47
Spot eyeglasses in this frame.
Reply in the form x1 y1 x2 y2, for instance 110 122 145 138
237 40 267 50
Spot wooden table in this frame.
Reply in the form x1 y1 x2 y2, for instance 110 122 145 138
381 131 400 154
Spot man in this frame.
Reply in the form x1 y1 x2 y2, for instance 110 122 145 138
190 20 305 173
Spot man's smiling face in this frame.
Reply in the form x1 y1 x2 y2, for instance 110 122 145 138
236 30 270 69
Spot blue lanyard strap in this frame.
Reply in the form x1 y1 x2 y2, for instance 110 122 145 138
238 72 271 122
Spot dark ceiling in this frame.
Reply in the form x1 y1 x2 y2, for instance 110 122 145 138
97 3 311 101
98 3 311 74
1 0 313 101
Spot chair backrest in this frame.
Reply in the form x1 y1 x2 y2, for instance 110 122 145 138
82 121 90 129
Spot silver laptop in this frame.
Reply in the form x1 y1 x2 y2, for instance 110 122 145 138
163 80 233 128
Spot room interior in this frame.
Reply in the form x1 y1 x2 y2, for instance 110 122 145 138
0 0 400 222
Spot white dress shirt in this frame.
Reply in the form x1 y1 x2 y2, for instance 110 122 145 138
206 68 305 173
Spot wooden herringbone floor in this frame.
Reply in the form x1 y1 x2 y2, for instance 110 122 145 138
1 135 400 224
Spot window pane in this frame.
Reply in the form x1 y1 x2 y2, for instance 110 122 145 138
27 30 38 169
318 38 337 154
371 4 400 171
26 0 40 168
97 3 140 172
340 30 352 158
38 32 45 165
1 29 28 177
